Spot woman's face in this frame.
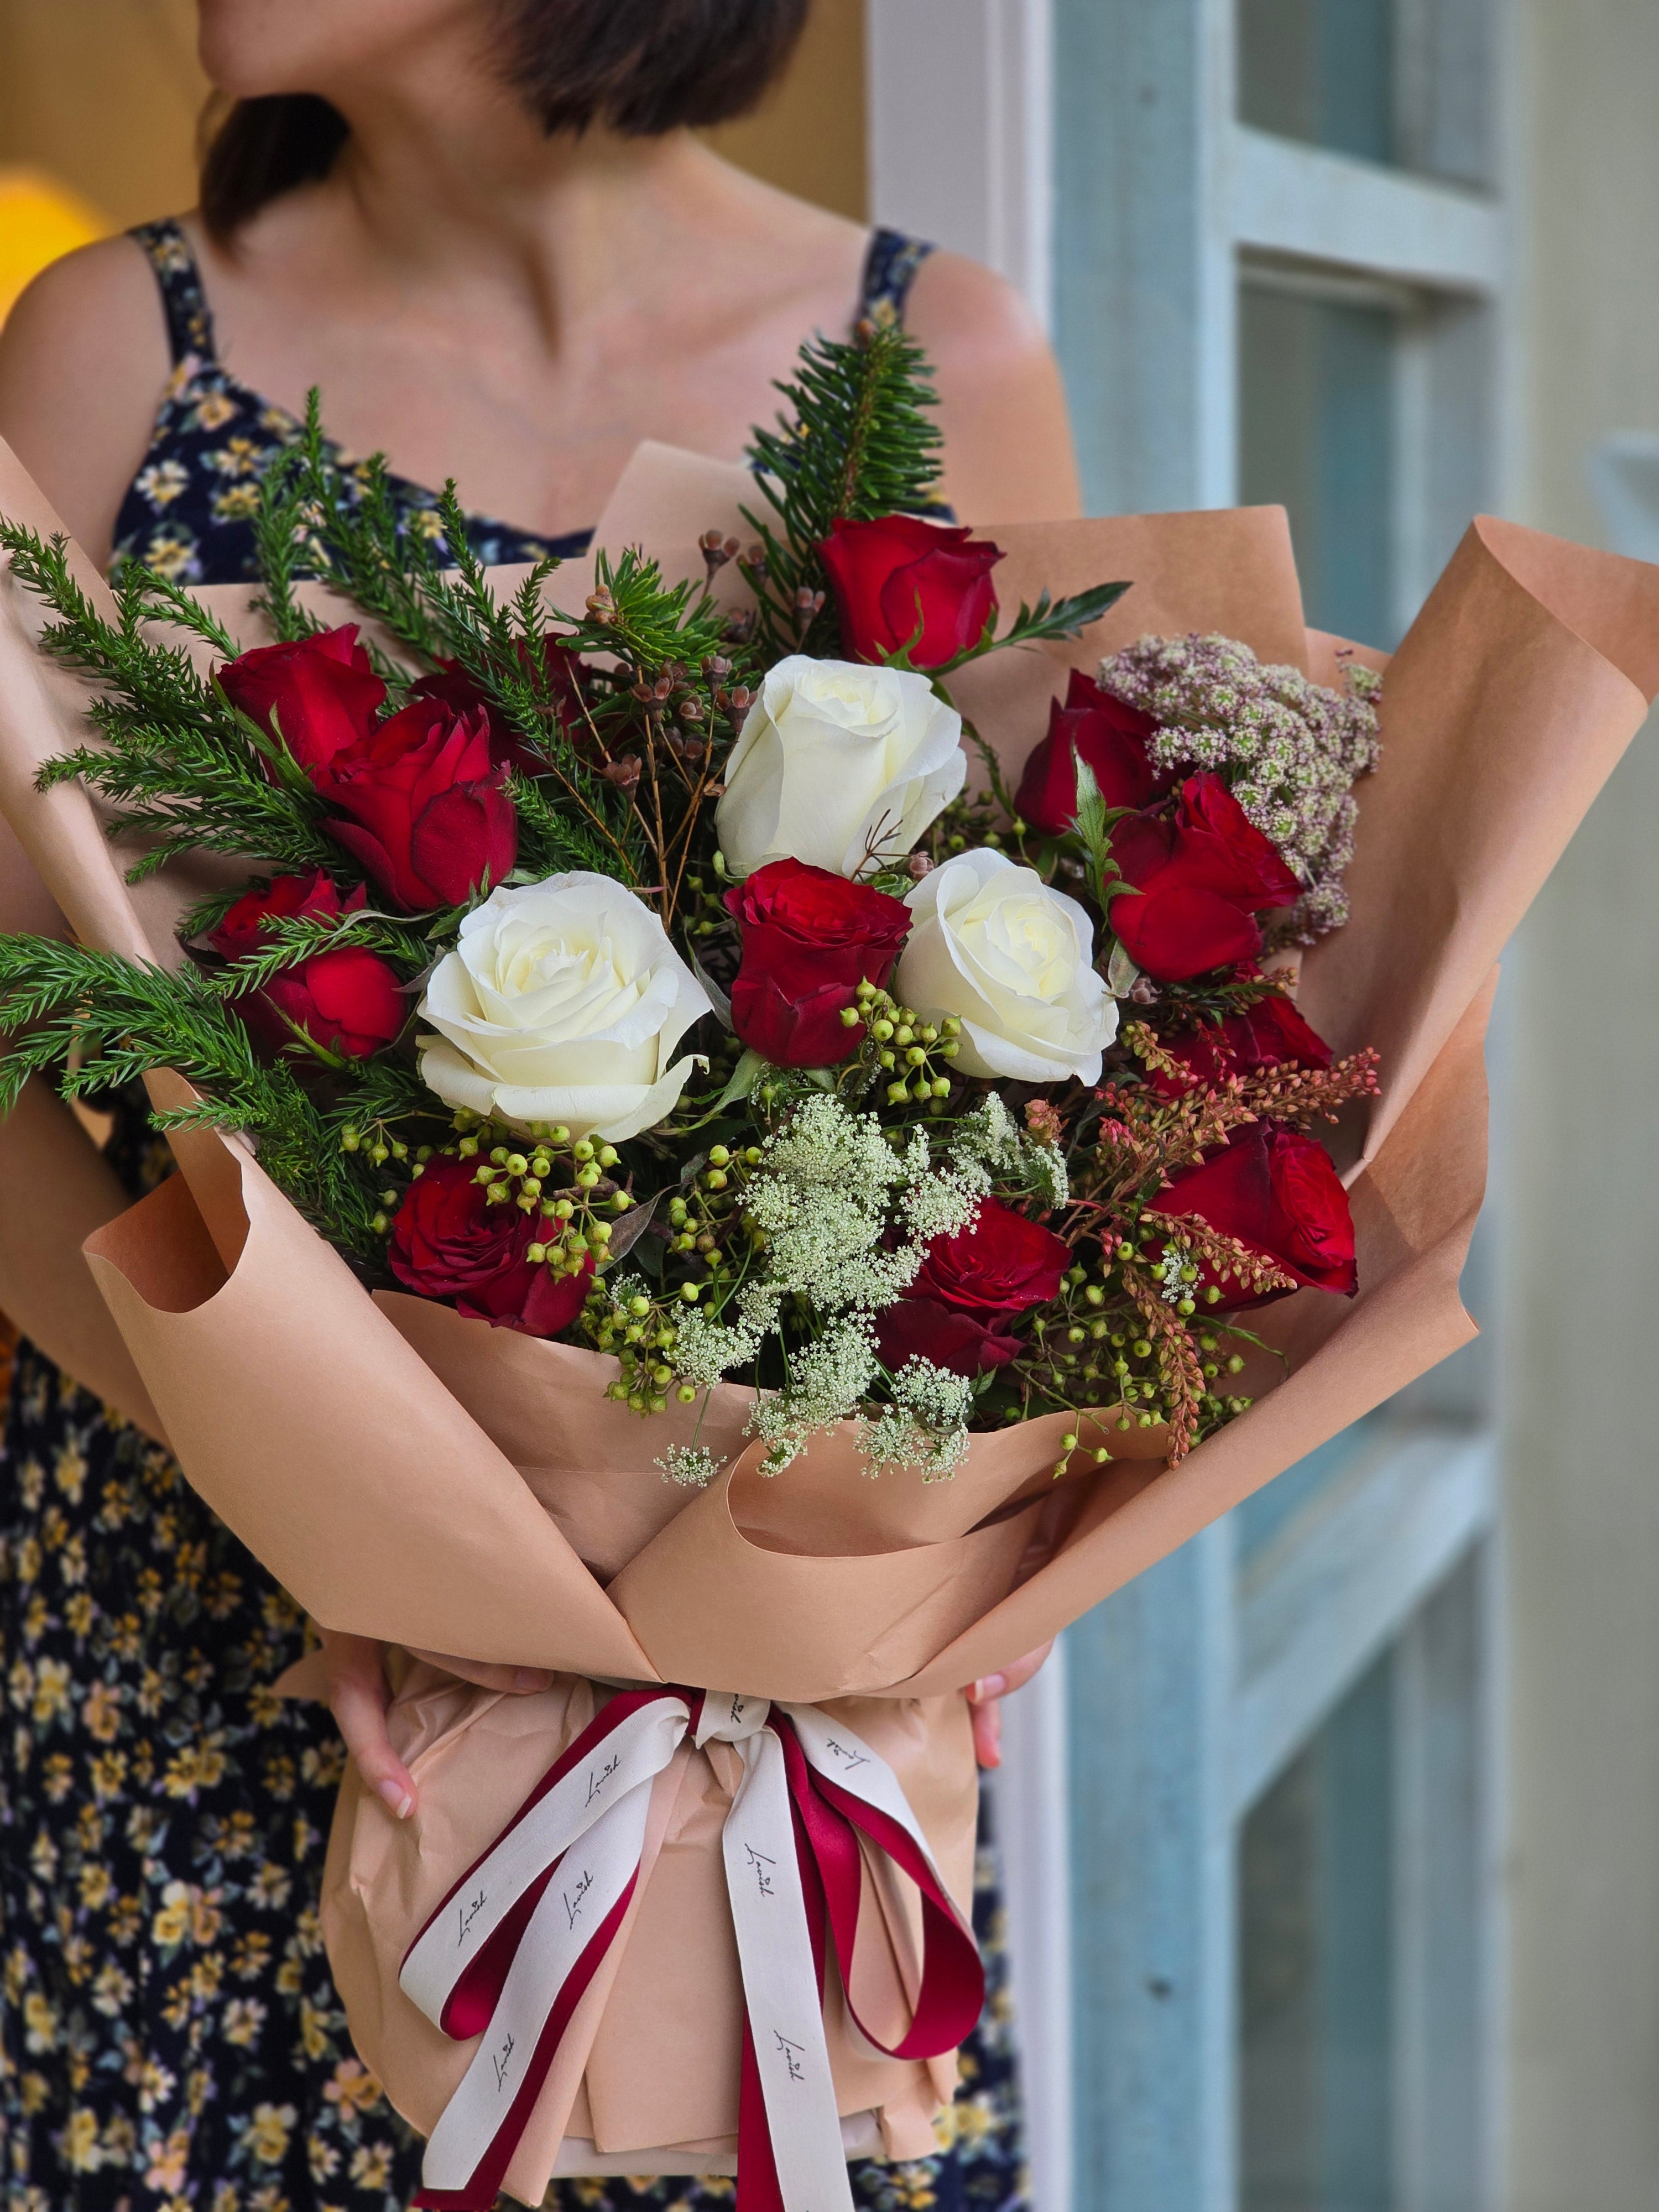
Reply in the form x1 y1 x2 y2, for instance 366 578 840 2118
196 0 489 100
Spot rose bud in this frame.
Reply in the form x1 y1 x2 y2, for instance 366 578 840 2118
1156 1120 1358 1306
316 696 518 912
207 869 404 1062
216 624 385 778
1014 669 1175 836
898 847 1117 1083
1107 774 1302 983
724 858 911 1068
1152 993 1333 1098
715 655 966 880
818 513 1004 669
409 637 587 775
877 1199 1071 1378
387 1155 593 1337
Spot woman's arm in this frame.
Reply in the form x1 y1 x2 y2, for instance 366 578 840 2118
905 252 1083 526
0 241 174 1433
0 1077 166 1437
0 236 171 566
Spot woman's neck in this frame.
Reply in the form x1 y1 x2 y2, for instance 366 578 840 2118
314 62 726 335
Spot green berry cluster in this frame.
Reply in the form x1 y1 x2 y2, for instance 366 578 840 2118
592 1291 686 1415
842 980 962 1110
987 1244 1257 1465
455 1113 633 1276
583 1141 764 1414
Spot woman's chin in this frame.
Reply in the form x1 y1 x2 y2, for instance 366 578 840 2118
195 0 473 103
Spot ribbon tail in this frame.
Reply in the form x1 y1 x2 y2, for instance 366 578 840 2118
415 1778 653 2211
722 1726 855 2212
737 2013 786 2212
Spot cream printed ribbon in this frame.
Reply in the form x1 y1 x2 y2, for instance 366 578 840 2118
397 1687 983 2212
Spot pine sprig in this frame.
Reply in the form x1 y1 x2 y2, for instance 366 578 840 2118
742 322 943 658
0 522 341 883
253 398 445 667
200 910 432 999
36 716 340 884
0 936 433 1261
0 524 226 734
507 769 636 883
749 321 942 544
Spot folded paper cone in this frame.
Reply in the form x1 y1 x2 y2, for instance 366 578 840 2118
5 435 1658 2180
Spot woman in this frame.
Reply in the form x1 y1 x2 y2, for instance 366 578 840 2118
0 4 1077 2206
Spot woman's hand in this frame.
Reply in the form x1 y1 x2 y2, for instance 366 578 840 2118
964 1642 1055 1769
324 1627 1057 1803
320 1627 551 1819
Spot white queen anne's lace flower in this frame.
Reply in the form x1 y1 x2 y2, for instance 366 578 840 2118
715 654 966 878
898 848 1117 1083
863 1358 974 1481
417 873 710 1142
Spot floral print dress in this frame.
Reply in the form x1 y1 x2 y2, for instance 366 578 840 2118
0 217 1027 2212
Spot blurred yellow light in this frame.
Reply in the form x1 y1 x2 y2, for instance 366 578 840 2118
0 168 108 325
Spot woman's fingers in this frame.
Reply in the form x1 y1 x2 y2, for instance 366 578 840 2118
319 1636 554 1821
963 1640 1056 1771
404 1649 554 1697
997 1640 1055 1698
321 1629 417 1820
969 1695 1003 1769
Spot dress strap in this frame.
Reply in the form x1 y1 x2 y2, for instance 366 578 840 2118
128 218 217 369
859 227 935 331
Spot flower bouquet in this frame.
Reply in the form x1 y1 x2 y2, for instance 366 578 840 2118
0 323 1655 2206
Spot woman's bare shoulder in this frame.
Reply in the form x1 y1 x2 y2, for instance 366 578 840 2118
902 249 1082 525
0 233 172 565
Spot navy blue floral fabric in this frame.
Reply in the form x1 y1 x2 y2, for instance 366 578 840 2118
2 216 1028 2212
109 221 936 588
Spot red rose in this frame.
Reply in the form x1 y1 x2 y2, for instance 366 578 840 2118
724 858 912 1068
1157 1121 1357 1305
410 638 587 776
217 625 385 778
1152 993 1333 1098
315 696 518 912
387 1155 594 1336
207 870 404 1062
818 514 1004 669
1014 670 1175 836
877 1199 1071 1376
1107 774 1302 982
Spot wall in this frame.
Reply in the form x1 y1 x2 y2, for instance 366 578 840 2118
706 0 865 220
1506 2 1659 2203
0 0 864 240
0 0 206 227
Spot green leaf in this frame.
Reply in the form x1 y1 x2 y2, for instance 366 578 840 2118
712 1046 768 1115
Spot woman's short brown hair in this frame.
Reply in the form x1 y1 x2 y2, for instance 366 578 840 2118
200 0 811 239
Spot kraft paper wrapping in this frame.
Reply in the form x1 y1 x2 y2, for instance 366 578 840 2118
4 435 1658 2179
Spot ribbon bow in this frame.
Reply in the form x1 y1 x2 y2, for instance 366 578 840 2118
399 1685 984 2212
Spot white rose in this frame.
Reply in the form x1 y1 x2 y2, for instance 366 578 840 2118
715 654 966 878
418 875 711 1142
896 848 1117 1084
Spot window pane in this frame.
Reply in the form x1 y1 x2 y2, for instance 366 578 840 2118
1238 0 1395 165
1239 1653 1395 2212
1238 281 1398 648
